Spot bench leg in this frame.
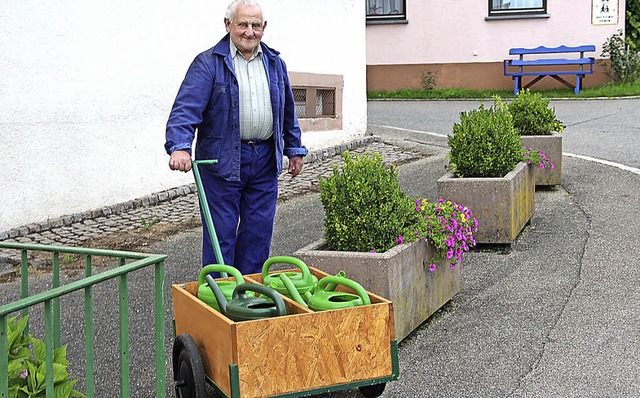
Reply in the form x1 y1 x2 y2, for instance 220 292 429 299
575 75 582 95
513 76 520 96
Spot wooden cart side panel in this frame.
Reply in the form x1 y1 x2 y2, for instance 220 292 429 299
172 283 236 397
234 303 393 398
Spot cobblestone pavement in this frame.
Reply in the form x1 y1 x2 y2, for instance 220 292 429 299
0 137 423 270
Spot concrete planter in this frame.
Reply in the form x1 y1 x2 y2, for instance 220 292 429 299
437 161 535 244
294 239 460 342
521 131 563 186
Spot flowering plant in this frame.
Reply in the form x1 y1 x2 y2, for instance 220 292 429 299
396 198 478 272
522 147 554 170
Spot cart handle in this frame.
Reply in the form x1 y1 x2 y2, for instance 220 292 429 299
191 160 227 277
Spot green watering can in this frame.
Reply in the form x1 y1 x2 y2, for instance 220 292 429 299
197 264 244 312
205 276 287 322
281 274 371 311
261 256 317 299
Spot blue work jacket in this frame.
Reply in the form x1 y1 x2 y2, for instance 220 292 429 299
165 34 307 181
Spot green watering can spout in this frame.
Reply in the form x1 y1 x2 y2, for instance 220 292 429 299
262 256 317 299
204 274 229 317
324 270 346 291
279 273 309 308
197 264 244 312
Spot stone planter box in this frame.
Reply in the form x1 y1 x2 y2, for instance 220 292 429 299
294 239 460 342
521 131 563 186
437 161 535 244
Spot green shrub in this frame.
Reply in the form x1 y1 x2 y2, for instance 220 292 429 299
508 89 563 135
318 151 415 253
448 98 522 178
6 316 85 398
601 29 640 83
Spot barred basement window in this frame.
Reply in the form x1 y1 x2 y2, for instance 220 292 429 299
292 87 336 118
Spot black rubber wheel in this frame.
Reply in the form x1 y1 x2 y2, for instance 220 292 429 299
358 382 387 398
173 334 207 398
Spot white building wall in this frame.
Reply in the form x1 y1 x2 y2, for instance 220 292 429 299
0 0 366 233
367 0 625 65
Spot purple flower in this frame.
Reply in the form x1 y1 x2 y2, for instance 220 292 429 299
396 235 404 245
369 249 376 253
446 248 454 259
415 205 421 212
539 162 544 169
446 236 455 247
455 231 463 241
415 198 421 206
437 198 444 204
429 263 437 272
451 218 458 229
550 163 555 169
450 263 456 270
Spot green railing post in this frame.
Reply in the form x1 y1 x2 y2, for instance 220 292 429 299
44 300 54 398
155 260 166 396
20 250 28 328
52 252 61 348
119 258 130 397
84 255 95 397
0 314 7 398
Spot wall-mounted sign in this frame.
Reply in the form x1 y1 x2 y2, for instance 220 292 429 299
592 0 619 25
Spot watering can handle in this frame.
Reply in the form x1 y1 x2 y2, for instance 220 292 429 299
315 276 371 305
198 264 244 286
262 256 313 283
233 283 287 317
192 160 226 276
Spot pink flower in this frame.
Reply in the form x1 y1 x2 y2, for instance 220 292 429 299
369 249 376 253
539 162 545 169
446 248 454 259
550 163 555 169
396 235 404 245
429 263 437 272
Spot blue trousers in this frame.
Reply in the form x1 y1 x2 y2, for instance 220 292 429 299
199 140 278 275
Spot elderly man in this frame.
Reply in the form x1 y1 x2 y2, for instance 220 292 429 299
165 0 307 274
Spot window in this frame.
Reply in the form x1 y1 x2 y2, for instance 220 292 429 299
489 0 546 16
366 0 406 21
292 88 336 118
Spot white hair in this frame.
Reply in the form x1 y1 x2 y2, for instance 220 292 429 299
225 0 264 21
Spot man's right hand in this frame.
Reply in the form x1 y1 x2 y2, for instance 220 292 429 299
169 150 192 172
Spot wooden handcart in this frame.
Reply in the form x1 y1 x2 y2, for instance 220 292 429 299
172 266 398 398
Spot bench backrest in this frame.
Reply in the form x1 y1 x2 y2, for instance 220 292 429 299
509 45 596 56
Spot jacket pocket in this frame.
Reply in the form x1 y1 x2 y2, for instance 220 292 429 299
195 136 222 173
209 83 231 111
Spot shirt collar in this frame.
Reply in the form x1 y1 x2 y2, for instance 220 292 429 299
229 40 262 61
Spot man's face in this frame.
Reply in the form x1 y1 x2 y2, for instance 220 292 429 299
225 4 266 59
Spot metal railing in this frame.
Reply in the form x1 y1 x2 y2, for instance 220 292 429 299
0 242 167 398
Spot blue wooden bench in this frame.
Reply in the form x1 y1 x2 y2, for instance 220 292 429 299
503 45 596 95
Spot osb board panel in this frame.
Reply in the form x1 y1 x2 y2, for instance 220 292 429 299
172 282 236 397
234 303 393 397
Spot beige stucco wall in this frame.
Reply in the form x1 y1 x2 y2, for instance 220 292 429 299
0 0 366 233
366 0 625 90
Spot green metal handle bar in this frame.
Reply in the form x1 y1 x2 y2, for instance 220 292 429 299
191 160 227 278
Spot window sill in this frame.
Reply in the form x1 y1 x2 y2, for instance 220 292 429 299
485 13 550 21
366 19 409 25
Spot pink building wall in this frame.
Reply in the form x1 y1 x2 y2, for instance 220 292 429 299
366 1 625 90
